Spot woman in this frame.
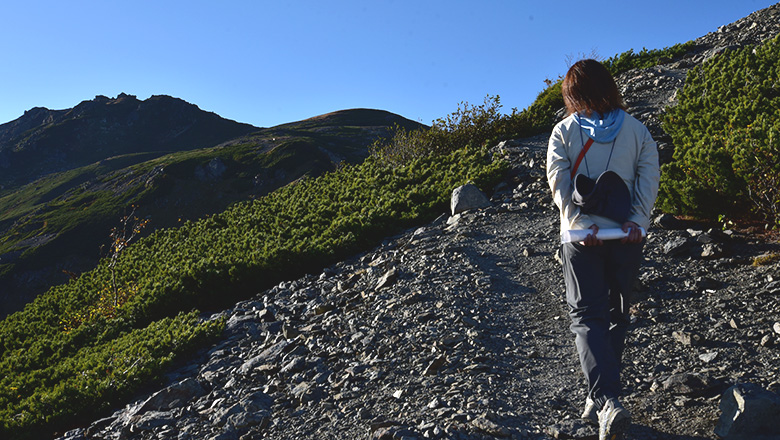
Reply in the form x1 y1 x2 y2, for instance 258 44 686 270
546 59 660 438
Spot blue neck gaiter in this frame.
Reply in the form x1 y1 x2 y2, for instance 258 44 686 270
576 109 625 143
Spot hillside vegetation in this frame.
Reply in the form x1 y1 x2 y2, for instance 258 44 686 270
0 107 422 317
659 33 780 226
0 38 765 439
0 117 505 439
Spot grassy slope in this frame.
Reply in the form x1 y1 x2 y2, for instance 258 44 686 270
0 145 505 439
0 109 424 317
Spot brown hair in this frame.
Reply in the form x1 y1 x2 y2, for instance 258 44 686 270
561 59 626 116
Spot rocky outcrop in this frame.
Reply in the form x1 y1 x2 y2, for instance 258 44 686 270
0 94 259 188
450 184 491 215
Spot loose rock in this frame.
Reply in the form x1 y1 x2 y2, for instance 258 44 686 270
715 383 780 439
450 183 491 215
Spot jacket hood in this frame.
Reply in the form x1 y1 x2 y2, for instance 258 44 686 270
576 109 625 143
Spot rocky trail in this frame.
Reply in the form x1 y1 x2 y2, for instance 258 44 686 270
58 141 780 440
57 4 780 440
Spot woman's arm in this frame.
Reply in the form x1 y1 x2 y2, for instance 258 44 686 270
627 126 660 230
547 126 592 230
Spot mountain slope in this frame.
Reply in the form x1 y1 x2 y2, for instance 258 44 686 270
47 3 780 440
0 93 259 192
61 150 780 439
0 104 425 318
5 4 780 439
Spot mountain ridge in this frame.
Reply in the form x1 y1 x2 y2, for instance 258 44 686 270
0 100 424 317
0 93 258 191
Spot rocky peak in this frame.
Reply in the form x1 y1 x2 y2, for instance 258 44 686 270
701 3 780 48
0 107 66 147
0 94 258 188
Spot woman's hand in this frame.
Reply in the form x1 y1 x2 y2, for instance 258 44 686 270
582 224 603 246
621 221 643 243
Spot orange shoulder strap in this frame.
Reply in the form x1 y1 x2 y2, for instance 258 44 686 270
570 137 595 179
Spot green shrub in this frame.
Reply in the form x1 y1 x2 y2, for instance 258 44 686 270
371 95 509 166
503 80 564 139
371 90 565 168
0 311 222 439
603 41 694 76
659 34 780 225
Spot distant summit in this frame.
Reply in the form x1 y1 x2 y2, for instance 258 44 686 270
0 94 258 189
277 108 423 129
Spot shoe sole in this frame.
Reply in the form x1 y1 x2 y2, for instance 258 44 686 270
581 407 598 425
599 412 631 440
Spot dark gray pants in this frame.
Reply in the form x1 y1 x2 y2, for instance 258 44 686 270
561 240 644 407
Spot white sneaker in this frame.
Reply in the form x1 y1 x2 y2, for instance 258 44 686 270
598 398 631 440
581 397 598 425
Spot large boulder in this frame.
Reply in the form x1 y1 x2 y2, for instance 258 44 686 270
450 184 491 215
715 383 780 439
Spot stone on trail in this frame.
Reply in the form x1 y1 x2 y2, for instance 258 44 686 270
654 213 686 229
544 418 596 439
715 383 780 439
701 242 727 259
471 415 511 438
375 267 399 290
450 183 491 215
238 340 291 375
672 330 702 346
662 236 693 256
136 377 206 413
422 355 447 376
655 372 719 396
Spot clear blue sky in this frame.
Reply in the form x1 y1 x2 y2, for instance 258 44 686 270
0 0 776 128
